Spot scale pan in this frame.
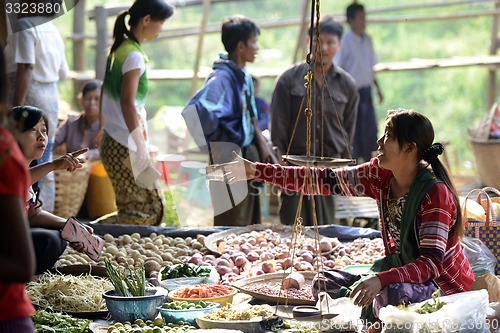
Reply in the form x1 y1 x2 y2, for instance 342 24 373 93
281 155 356 168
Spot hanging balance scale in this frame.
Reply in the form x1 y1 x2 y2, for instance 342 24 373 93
275 0 357 325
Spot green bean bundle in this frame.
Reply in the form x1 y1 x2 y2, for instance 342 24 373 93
104 258 145 296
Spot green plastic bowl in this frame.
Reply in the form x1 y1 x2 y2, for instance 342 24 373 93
342 264 374 275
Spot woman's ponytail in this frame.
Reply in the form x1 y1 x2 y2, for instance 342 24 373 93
109 0 174 54
430 155 465 239
110 11 128 54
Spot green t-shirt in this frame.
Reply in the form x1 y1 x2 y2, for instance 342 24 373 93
101 38 150 148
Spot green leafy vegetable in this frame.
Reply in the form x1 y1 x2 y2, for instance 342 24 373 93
31 309 90 333
397 289 446 314
161 263 211 280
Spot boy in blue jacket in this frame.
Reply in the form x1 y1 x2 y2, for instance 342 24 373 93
183 15 262 226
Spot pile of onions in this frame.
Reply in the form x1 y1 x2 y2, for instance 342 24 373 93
192 229 384 283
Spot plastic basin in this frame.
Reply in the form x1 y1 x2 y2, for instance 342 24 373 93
158 301 220 326
102 288 166 322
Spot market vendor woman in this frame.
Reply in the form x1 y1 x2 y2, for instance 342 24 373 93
207 108 474 327
10 105 92 274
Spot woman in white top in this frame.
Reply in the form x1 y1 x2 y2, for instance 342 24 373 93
4 4 69 212
98 0 174 225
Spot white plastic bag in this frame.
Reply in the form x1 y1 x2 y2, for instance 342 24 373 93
315 291 362 331
461 236 497 278
379 290 495 333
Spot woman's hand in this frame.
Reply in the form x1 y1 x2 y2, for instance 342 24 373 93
70 242 85 252
350 275 382 308
52 148 89 172
206 152 256 184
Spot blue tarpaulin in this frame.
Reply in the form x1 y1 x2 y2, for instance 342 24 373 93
88 223 380 242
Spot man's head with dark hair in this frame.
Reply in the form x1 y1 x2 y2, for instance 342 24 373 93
81 80 102 97
308 17 343 68
345 2 366 34
346 2 365 22
308 16 343 41
222 15 260 54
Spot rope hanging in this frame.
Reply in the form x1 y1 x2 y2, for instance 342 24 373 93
278 0 329 314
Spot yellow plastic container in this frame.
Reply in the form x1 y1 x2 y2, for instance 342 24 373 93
85 161 117 219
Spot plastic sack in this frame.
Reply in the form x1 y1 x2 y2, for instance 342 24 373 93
315 291 362 331
378 289 495 333
461 236 497 278
159 264 219 292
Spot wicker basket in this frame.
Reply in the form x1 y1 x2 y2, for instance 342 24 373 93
469 137 500 189
463 187 500 275
53 162 91 218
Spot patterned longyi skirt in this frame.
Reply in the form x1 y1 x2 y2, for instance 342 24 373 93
100 132 164 225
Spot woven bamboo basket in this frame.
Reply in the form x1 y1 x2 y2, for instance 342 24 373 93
469 137 500 189
53 162 91 218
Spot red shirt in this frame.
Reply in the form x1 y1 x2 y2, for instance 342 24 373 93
0 127 35 321
255 158 474 295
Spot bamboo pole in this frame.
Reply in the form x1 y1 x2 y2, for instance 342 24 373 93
72 0 86 99
190 0 211 96
487 2 500 109
94 6 108 81
293 0 310 64
185 0 212 153
367 9 500 23
152 9 500 40
72 0 85 72
367 0 498 14
86 7 500 44
66 55 500 81
374 55 500 72
87 0 499 19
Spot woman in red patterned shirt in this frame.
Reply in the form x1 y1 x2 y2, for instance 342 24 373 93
208 108 474 328
0 46 36 332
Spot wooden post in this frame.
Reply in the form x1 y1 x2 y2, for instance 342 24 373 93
72 0 86 100
293 0 309 64
487 1 500 109
190 0 211 96
94 6 108 81
72 0 85 72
